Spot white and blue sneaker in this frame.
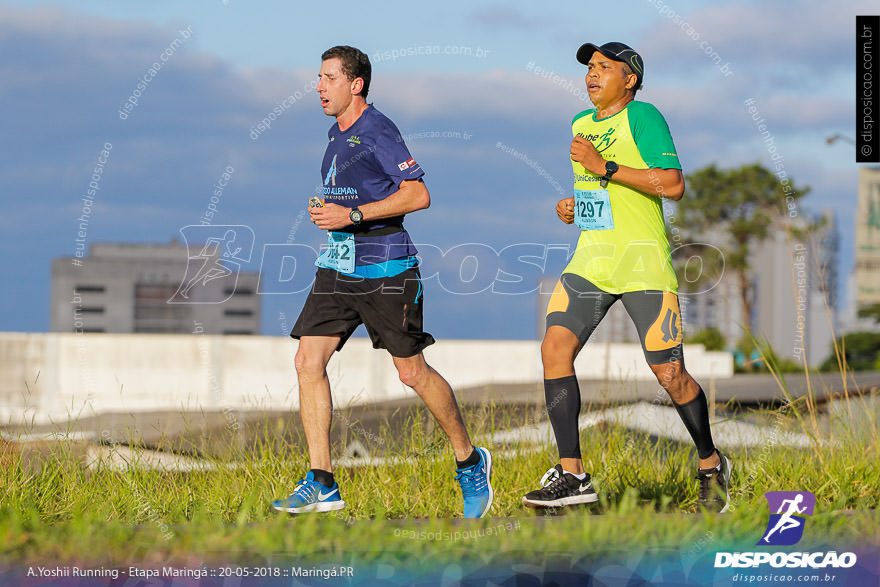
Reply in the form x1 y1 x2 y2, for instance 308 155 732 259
455 447 494 518
271 471 346 514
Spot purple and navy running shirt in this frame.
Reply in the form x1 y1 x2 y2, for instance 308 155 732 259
319 105 423 276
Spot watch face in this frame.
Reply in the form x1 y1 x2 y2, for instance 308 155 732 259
350 209 363 223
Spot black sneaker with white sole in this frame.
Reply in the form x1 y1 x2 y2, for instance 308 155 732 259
522 471 598 508
697 450 731 513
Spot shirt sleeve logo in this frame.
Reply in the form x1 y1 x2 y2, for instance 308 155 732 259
398 158 417 171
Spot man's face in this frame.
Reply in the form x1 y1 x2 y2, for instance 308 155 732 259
585 51 634 109
317 57 357 118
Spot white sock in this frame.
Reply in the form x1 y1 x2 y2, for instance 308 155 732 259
563 469 586 481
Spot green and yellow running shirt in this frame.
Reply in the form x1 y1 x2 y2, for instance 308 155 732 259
564 100 681 294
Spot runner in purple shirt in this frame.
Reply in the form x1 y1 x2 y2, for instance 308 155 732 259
271 45 493 519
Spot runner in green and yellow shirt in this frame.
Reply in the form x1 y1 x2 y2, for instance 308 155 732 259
522 42 731 513
566 99 680 293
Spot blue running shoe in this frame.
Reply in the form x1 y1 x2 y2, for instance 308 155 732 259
271 471 346 514
455 446 493 518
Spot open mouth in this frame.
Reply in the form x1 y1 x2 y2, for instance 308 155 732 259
320 97 330 107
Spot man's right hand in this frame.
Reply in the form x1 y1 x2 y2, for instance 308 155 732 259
310 202 352 230
556 197 575 224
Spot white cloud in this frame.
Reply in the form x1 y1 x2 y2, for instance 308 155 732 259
370 68 594 123
469 5 552 30
638 0 873 79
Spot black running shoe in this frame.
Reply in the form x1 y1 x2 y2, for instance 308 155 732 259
697 450 731 513
522 471 598 508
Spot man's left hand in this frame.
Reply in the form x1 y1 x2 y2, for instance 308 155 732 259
570 136 606 176
310 202 353 230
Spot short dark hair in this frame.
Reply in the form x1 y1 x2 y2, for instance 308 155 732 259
321 45 371 98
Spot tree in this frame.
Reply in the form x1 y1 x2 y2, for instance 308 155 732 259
820 331 880 372
857 302 880 323
688 327 726 351
672 163 811 339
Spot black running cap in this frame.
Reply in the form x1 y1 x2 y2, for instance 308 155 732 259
576 42 643 90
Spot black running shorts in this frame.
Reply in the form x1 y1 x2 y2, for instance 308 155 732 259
290 267 435 358
545 272 684 365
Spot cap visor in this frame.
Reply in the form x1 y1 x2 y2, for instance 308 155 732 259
576 43 601 65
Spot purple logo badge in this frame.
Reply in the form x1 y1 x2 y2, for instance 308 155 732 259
759 491 816 546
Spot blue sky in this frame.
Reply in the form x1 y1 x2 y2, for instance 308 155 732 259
0 0 870 339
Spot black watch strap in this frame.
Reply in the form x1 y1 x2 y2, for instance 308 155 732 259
599 161 618 188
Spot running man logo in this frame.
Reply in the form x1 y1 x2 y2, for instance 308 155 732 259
170 225 255 304
595 127 617 152
758 491 816 546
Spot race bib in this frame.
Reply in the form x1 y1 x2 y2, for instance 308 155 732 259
316 232 355 273
574 189 614 230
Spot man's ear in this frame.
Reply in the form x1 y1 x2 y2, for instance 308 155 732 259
351 77 364 95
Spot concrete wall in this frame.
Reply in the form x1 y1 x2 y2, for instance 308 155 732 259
0 332 733 426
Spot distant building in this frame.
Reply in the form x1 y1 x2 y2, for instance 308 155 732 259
681 276 742 350
752 214 838 365
839 167 880 336
854 166 880 306
680 212 839 366
840 272 880 335
51 240 260 335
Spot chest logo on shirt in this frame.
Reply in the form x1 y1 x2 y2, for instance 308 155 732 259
578 128 617 153
322 152 358 197
324 154 337 186
596 128 617 151
347 135 361 147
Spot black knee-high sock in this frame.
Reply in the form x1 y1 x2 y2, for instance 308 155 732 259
672 387 716 460
545 375 582 459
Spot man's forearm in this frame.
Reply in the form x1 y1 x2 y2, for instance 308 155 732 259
608 165 684 200
359 180 430 221
572 137 684 200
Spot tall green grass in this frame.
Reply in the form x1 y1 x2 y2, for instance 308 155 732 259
1 385 878 564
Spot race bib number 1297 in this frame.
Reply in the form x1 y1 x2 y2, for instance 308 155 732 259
574 189 614 230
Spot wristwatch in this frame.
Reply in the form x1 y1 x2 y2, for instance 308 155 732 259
600 160 619 188
349 207 363 226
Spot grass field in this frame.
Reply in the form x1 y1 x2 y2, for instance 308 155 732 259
2 384 878 569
